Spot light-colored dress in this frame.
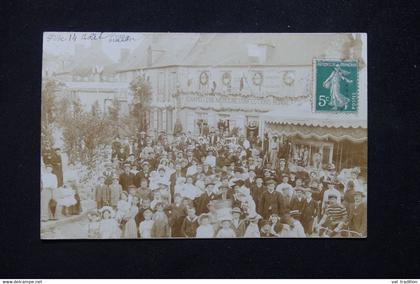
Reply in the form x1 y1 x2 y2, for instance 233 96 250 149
123 206 139 238
196 224 215 238
99 218 121 239
216 228 236 238
244 223 261 238
115 200 130 222
139 220 154 238
87 221 100 239
41 172 58 221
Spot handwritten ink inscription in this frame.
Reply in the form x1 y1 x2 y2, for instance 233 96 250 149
45 32 136 43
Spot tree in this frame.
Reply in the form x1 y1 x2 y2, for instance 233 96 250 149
41 79 63 146
130 76 152 133
91 100 101 117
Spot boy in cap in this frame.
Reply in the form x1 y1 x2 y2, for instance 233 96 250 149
230 207 246 237
300 188 318 236
181 207 199 238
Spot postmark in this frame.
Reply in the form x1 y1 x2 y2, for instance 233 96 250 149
313 59 358 112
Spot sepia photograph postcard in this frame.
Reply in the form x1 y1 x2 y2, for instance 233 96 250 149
41 32 367 239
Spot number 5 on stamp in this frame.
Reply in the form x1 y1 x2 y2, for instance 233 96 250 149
313 59 359 113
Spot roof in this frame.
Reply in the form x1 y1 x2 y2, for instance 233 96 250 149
117 33 354 71
64 81 129 90
117 33 201 71
261 98 367 129
65 43 116 77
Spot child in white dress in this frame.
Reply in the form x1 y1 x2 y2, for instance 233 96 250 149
196 214 215 238
98 206 121 239
139 209 154 238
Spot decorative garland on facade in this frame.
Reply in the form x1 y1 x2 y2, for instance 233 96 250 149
252 71 263 86
174 91 310 102
199 71 209 85
267 123 367 143
221 72 232 86
283 71 295 86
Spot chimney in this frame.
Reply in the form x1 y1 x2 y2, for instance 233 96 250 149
147 45 152 67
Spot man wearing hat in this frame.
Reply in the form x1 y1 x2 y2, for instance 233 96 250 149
95 176 110 209
276 158 289 179
282 211 306 238
137 131 147 153
137 161 151 185
289 187 306 221
103 162 114 186
318 194 348 237
259 179 285 220
51 148 64 187
347 190 367 237
119 163 135 192
300 188 318 236
193 181 220 215
250 177 265 213
322 163 337 185
321 179 342 210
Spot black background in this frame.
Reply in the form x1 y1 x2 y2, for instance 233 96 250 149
1 0 419 278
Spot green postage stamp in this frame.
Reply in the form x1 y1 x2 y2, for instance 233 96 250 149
313 59 359 112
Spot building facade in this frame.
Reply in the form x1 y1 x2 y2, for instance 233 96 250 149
116 33 361 138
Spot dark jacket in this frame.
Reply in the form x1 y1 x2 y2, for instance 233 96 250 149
119 172 135 192
181 216 199 237
259 190 285 219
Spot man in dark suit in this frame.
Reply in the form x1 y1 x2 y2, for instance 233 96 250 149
250 177 266 214
259 179 285 219
137 161 151 186
193 182 220 215
51 148 64 187
348 191 367 237
290 187 306 221
300 188 318 236
119 163 135 192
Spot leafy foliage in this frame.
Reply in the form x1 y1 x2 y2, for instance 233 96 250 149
129 76 152 132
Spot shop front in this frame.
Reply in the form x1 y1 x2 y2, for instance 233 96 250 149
260 101 367 173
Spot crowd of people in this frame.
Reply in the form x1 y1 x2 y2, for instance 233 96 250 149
41 127 367 238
